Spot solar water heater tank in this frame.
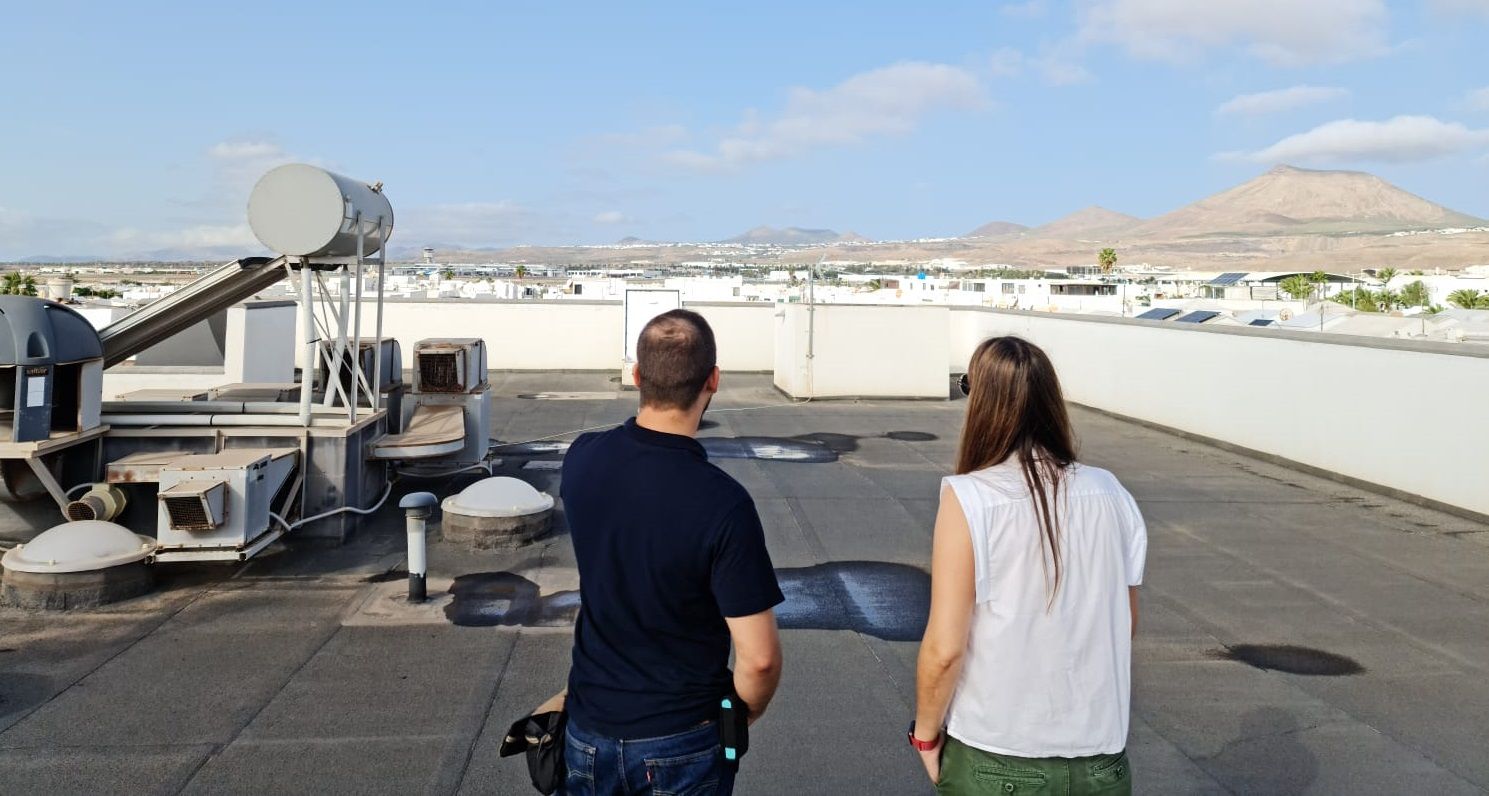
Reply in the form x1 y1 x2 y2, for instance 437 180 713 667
247 164 394 258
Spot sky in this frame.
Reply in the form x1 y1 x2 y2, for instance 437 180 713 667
2 0 1489 259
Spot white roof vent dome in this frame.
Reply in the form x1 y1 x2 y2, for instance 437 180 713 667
1 520 155 574
443 477 555 519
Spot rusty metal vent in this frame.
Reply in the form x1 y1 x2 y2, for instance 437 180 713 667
163 495 213 531
418 352 463 392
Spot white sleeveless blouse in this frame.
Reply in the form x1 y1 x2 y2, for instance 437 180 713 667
942 460 1147 757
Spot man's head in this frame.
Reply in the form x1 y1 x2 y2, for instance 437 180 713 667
635 309 718 412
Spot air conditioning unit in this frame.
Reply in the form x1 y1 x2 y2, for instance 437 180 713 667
396 338 491 466
413 339 486 394
159 479 228 531
153 448 299 562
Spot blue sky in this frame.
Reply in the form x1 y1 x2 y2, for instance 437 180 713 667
2 0 1488 259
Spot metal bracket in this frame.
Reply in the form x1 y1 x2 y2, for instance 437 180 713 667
25 456 72 515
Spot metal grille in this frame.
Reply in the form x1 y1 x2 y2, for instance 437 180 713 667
163 495 214 531
418 352 463 392
65 497 100 522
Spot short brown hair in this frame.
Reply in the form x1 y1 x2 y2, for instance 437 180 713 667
636 309 716 410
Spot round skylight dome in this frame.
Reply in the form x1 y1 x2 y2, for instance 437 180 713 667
442 477 555 519
1 521 155 574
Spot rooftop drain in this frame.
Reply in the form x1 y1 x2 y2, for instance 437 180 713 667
440 477 554 549
1 521 156 609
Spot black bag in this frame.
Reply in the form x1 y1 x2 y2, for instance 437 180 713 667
499 710 567 795
718 692 749 770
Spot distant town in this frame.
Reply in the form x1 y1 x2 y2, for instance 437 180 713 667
5 163 1488 345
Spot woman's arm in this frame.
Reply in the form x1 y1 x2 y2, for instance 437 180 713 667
913 484 977 782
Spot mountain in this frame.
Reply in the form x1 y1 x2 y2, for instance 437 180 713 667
963 220 1029 238
10 254 111 264
1132 165 1485 238
1027 206 1142 239
724 226 867 245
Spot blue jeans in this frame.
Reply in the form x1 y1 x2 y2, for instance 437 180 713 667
563 718 735 795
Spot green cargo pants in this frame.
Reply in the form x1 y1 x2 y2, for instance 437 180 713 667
936 736 1132 795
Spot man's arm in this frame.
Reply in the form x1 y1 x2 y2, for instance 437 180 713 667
726 609 782 724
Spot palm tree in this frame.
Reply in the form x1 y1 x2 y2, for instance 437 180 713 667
865 279 884 291
1331 287 1379 312
1374 289 1401 311
1279 275 1315 302
1097 248 1118 275
514 265 527 280
1447 289 1483 309
1374 267 1398 287
0 273 37 296
1307 271 1329 299
1398 280 1430 309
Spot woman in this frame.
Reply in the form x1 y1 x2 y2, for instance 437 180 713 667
910 336 1147 795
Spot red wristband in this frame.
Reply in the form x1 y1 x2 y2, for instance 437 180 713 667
907 722 941 751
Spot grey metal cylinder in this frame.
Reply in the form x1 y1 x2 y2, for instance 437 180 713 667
248 164 394 257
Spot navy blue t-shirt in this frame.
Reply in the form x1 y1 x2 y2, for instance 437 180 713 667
562 418 784 740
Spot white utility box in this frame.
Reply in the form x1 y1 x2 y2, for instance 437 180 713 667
154 448 299 562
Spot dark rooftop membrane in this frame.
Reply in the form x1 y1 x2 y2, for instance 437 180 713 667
2 373 1487 794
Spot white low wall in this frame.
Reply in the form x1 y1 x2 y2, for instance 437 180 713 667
775 304 949 398
106 294 1488 516
689 302 776 371
320 300 777 373
950 308 1489 517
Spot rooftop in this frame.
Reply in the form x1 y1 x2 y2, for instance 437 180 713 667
2 373 1486 793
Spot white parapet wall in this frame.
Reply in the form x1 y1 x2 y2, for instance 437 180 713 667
950 307 1489 518
775 303 950 399
331 300 778 373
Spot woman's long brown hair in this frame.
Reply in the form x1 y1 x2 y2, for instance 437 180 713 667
955 336 1078 602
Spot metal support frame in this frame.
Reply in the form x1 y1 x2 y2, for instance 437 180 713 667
24 457 72 514
287 217 391 428
372 217 386 413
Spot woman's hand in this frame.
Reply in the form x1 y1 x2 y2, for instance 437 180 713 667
916 734 945 784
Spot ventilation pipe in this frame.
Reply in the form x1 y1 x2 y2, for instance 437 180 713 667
399 492 438 603
64 484 128 523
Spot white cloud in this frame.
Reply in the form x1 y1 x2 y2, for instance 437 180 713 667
1465 87 1489 111
594 125 690 149
398 201 541 247
1 139 331 260
593 210 627 224
0 207 111 260
1216 85 1350 116
1000 0 1048 18
1078 0 1389 66
662 61 986 171
1427 0 1489 15
989 45 1090 85
207 141 286 161
988 48 1025 78
1036 50 1093 85
1235 115 1489 164
110 223 260 253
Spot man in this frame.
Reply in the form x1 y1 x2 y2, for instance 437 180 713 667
561 309 784 795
